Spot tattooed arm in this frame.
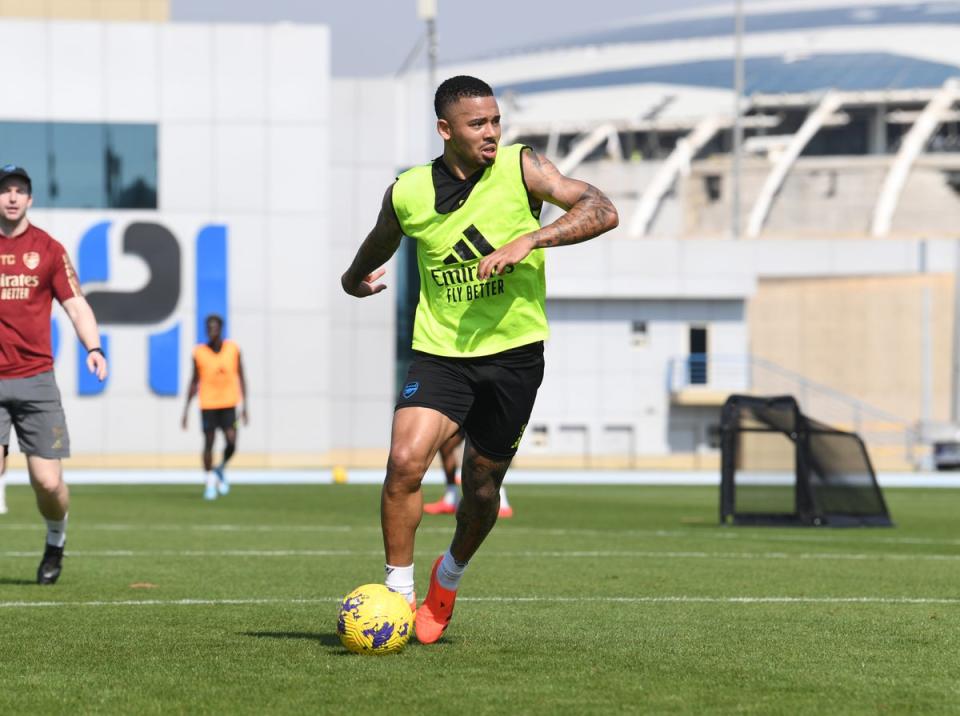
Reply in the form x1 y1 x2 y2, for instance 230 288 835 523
341 184 405 298
476 148 618 280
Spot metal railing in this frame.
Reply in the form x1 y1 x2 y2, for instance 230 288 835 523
666 353 749 393
667 353 920 462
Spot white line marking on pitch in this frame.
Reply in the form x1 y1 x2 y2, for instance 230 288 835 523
467 596 960 605
42 549 378 558
2 521 959 548
509 550 960 562
0 523 450 536
0 595 958 610
0 550 384 558
1 549 959 561
3 521 960 548
0 523 358 534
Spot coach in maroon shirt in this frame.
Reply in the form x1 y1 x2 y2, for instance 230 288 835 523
0 165 107 584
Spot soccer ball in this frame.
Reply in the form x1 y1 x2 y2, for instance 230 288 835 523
337 584 412 655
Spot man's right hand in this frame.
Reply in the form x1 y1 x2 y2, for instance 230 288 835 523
341 268 387 298
341 185 402 299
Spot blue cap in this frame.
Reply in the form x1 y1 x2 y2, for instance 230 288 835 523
0 165 31 193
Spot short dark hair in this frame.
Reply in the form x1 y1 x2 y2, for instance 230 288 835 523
434 75 494 119
205 314 224 328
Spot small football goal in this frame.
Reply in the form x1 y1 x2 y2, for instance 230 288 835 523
719 395 893 526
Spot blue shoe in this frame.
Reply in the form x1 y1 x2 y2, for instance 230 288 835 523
215 466 229 496
203 483 218 501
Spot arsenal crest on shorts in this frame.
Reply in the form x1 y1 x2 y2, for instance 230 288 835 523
23 252 40 270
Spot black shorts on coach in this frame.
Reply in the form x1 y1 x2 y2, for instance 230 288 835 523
201 407 237 433
396 341 545 458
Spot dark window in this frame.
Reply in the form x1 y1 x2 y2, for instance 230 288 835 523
804 115 869 156
514 134 549 155
707 423 722 449
0 121 157 209
105 124 158 208
945 170 960 197
689 326 708 385
0 123 48 205
704 175 722 202
50 123 106 208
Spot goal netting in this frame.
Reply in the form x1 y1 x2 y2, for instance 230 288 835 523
720 395 892 526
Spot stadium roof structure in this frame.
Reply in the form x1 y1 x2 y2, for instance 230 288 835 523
447 0 960 123
499 53 960 97
443 0 960 239
499 0 960 56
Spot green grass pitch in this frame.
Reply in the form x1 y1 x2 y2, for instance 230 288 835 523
0 482 958 714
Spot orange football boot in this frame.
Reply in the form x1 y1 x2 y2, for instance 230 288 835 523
498 505 514 518
415 556 457 644
423 498 457 515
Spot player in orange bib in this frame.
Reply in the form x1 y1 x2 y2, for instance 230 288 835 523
181 314 248 500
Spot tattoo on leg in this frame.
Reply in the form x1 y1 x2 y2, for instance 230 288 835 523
450 449 511 562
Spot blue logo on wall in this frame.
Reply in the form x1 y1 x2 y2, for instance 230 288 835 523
50 221 228 397
402 381 420 399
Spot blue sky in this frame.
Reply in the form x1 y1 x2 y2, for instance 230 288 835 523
171 0 735 76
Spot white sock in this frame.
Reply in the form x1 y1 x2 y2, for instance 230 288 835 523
443 484 459 506
0 479 6 510
205 472 217 489
385 563 415 601
499 486 510 509
436 549 468 591
46 515 67 547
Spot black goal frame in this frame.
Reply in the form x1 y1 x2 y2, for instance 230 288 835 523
720 394 893 527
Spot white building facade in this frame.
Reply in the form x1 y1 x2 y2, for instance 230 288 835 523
5 2 958 469
1 19 345 466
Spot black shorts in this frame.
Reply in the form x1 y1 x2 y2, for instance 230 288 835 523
201 407 237 433
396 342 545 458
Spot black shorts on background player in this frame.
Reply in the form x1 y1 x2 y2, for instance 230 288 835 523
201 407 237 433
396 341 544 458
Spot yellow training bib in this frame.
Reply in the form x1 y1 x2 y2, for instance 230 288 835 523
392 144 548 357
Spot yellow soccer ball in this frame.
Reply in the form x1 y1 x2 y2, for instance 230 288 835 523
336 584 412 655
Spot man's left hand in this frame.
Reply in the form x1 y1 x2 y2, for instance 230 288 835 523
477 235 535 280
86 351 108 382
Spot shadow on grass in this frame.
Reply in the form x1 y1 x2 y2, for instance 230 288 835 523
679 516 722 527
0 577 39 586
242 630 452 652
243 631 342 648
